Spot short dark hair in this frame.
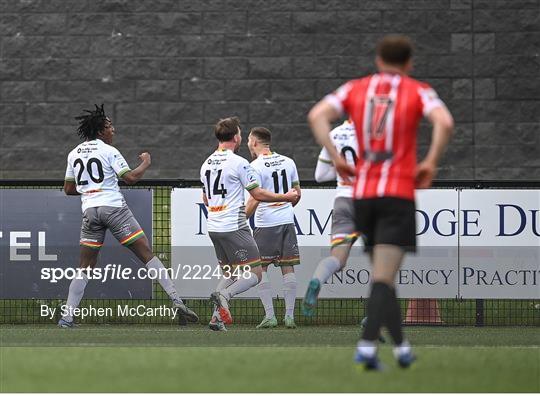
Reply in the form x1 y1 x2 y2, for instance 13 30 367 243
249 127 271 145
75 104 108 141
376 35 413 66
214 116 241 142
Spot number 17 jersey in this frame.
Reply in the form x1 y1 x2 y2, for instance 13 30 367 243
65 139 131 212
200 149 260 233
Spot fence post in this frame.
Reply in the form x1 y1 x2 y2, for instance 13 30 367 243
475 299 484 326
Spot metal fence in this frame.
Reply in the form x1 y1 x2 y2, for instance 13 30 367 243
0 179 539 326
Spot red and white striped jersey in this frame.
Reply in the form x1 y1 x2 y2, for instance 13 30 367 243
325 72 445 201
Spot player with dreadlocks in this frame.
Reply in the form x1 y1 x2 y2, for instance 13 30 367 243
59 104 198 327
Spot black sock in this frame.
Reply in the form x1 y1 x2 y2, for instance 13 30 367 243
361 282 391 341
386 287 404 345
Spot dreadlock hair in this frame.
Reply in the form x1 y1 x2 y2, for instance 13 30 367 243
75 104 108 141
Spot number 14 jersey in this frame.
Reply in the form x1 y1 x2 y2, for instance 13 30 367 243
65 139 131 212
200 149 260 233
251 152 299 228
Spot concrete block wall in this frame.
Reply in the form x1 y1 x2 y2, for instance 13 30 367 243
1 0 538 180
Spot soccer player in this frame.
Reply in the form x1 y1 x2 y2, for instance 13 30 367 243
302 120 358 315
245 127 302 329
307 35 454 369
201 117 298 331
304 120 387 343
59 104 198 327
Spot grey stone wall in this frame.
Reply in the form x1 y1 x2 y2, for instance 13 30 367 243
1 0 539 180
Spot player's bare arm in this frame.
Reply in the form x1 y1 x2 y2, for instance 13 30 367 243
202 192 209 207
245 195 260 218
63 180 80 195
122 152 151 185
292 185 301 207
308 101 355 182
249 186 298 204
416 107 454 189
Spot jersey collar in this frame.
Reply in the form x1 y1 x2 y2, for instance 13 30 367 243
259 151 274 158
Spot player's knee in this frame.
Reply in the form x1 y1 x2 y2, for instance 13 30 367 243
331 245 351 269
251 265 263 282
329 252 347 269
283 271 296 286
79 262 95 269
129 240 154 263
281 265 295 275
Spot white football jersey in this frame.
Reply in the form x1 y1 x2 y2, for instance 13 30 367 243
200 149 260 233
318 121 358 199
251 152 299 228
65 139 131 212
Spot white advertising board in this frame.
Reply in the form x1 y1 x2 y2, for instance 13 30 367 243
171 187 539 299
458 190 540 299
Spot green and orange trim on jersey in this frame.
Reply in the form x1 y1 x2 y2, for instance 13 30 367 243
65 177 75 182
331 232 360 248
209 205 228 212
80 240 103 250
318 157 333 164
269 202 286 207
245 182 259 191
292 180 300 187
117 168 131 178
120 229 145 246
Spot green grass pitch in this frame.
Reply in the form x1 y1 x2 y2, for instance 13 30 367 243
1 325 538 392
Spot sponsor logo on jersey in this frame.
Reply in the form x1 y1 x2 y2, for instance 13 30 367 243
263 159 285 167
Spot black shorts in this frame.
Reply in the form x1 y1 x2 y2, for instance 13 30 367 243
354 197 416 253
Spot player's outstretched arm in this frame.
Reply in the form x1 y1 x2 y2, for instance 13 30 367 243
416 107 454 189
249 187 298 204
63 180 80 195
245 195 259 218
122 152 151 185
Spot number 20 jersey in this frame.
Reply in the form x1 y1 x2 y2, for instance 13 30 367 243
251 152 299 228
318 121 358 199
65 139 131 212
200 149 260 233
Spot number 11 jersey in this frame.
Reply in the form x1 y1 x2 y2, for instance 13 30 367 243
65 139 131 212
200 149 260 233
251 152 299 228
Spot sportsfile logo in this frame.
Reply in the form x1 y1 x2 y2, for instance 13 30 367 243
40 264 253 283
